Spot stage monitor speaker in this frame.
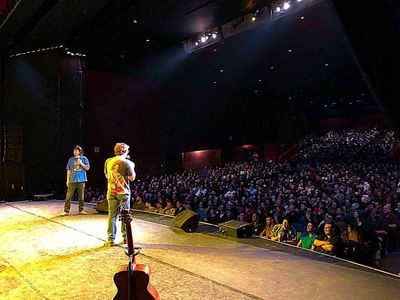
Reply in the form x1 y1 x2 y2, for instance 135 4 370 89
172 209 199 233
218 220 251 238
95 198 108 213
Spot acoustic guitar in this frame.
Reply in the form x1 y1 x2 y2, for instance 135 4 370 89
113 208 160 300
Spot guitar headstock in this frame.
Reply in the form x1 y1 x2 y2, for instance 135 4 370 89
120 208 133 225
120 208 135 258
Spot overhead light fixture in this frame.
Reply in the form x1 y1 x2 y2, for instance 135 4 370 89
283 2 291 10
9 45 64 58
271 0 311 19
183 0 314 53
183 27 222 53
253 9 264 18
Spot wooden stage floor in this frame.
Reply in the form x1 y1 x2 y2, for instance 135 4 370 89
0 200 399 300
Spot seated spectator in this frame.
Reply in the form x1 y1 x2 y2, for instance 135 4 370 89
225 209 236 221
270 218 297 245
341 222 368 263
382 204 398 253
154 201 165 214
174 200 184 216
132 195 145 210
144 201 156 212
312 223 341 256
197 201 209 221
250 212 263 236
237 211 248 222
299 207 318 231
205 208 220 224
315 213 334 235
163 200 175 216
183 200 192 211
260 216 274 238
297 222 317 249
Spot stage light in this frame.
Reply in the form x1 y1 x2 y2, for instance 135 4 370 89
201 36 207 43
252 16 256 22
283 2 291 10
212 33 217 39
276 7 281 12
253 9 264 17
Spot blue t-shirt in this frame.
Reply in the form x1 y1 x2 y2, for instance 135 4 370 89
66 156 89 183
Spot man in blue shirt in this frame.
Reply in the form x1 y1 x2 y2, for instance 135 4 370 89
62 145 90 216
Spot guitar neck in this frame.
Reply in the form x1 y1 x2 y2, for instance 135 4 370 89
122 209 135 260
126 225 135 259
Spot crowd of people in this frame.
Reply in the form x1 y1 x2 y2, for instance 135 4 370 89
122 126 399 268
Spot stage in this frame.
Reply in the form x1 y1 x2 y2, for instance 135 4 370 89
0 200 399 300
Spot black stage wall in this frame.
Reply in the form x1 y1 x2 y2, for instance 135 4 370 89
85 69 306 188
1 50 84 198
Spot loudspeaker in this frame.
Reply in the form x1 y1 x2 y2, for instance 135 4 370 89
95 198 108 213
2 125 23 162
172 209 199 233
218 220 251 238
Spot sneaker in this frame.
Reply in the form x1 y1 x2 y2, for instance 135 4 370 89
60 212 69 216
79 210 87 215
104 240 115 247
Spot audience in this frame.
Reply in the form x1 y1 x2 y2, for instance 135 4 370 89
88 125 400 268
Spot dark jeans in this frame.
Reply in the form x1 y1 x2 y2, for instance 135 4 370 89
64 182 85 213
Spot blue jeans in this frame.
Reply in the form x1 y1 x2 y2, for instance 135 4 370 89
107 194 130 242
64 182 85 213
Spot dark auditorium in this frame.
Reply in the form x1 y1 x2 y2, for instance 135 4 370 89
1 0 400 299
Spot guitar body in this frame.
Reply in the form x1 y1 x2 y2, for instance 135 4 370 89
113 263 160 300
